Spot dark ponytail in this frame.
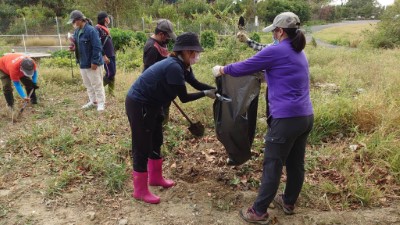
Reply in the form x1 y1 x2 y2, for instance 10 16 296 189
283 28 306 53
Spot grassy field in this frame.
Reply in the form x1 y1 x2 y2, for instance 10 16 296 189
313 22 378 47
1 24 400 223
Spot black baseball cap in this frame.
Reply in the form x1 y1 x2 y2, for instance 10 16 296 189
20 58 34 77
67 10 85 24
156 19 177 41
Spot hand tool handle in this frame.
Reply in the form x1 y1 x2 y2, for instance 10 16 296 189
172 100 193 125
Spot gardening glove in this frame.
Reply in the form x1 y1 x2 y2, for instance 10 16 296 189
203 89 217 99
237 31 249 43
23 97 30 103
212 65 224 77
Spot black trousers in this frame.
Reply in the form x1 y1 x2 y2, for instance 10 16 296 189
0 71 37 107
253 115 314 214
125 97 163 172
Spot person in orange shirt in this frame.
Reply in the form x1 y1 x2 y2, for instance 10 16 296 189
0 53 39 111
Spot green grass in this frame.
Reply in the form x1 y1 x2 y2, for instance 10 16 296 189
313 23 378 47
0 32 399 210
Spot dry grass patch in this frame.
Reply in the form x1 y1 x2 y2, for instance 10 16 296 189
313 22 378 47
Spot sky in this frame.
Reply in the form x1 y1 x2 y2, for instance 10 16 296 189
330 0 395 6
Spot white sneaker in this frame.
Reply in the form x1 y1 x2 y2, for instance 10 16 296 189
97 103 105 111
82 102 96 109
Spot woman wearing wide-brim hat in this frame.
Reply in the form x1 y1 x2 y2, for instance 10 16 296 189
125 32 217 204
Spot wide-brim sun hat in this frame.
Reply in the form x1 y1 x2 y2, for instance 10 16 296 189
172 32 204 52
262 12 301 33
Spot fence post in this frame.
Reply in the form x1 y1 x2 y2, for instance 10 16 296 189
22 35 27 53
23 17 28 36
200 24 202 36
55 17 63 50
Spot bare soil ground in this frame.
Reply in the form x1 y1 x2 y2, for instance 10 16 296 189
1 110 399 225
1 169 399 225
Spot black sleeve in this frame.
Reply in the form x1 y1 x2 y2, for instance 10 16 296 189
96 27 106 56
143 47 159 68
185 68 215 91
172 84 205 103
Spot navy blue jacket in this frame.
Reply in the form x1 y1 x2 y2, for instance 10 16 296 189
127 57 214 106
74 23 103 69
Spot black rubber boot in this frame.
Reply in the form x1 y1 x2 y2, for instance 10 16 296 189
4 91 14 108
30 89 37 104
108 80 115 96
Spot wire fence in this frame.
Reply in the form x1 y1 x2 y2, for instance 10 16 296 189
0 16 263 54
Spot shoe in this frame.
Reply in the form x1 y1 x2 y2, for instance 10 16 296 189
81 102 96 109
239 207 269 224
148 159 175 188
273 194 295 215
132 171 160 204
227 157 241 166
97 103 105 111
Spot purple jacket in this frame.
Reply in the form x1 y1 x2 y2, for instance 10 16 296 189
224 39 313 119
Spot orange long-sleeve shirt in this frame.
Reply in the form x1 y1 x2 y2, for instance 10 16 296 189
0 53 37 81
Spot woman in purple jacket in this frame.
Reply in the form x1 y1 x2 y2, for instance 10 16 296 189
213 12 314 224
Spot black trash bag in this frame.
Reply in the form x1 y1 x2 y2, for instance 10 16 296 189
213 74 261 165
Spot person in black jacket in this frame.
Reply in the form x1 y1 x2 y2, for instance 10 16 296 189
143 19 177 124
96 12 116 96
126 32 216 204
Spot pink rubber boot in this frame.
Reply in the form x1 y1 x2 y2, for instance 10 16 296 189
148 159 175 188
132 171 160 204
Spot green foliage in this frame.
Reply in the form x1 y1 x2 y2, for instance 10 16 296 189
177 0 211 18
366 1 400 48
157 4 179 21
200 30 216 48
41 57 72 68
249 32 260 43
104 162 129 193
8 5 55 35
133 31 148 46
206 36 246 65
51 49 70 58
0 3 16 33
311 36 317 47
309 96 357 144
110 28 135 52
257 0 311 23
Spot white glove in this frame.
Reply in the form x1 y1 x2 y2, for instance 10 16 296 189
203 89 217 99
212 65 224 77
237 31 249 43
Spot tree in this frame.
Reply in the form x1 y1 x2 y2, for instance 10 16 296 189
257 0 311 24
367 0 400 48
345 0 381 18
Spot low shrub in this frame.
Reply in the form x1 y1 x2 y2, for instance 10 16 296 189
249 32 261 43
201 30 216 49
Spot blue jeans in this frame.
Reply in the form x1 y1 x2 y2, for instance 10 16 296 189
253 115 314 214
